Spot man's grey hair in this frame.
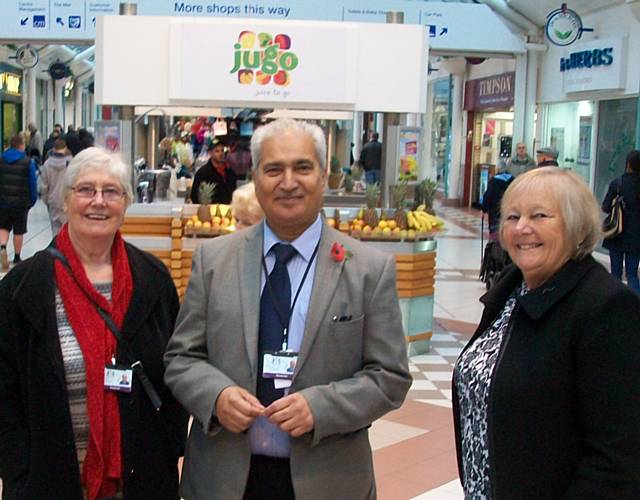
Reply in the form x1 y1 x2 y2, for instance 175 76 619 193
251 118 327 171
62 146 134 206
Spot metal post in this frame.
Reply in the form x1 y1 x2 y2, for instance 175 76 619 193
381 11 404 208
119 2 137 173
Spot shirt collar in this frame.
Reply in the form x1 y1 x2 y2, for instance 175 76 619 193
263 214 323 262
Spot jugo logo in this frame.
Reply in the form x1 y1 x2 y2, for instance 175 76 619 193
230 31 299 86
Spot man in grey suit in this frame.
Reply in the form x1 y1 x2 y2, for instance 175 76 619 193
164 118 411 500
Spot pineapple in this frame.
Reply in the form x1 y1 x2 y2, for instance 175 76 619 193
364 183 380 229
197 181 216 222
414 179 438 214
392 181 409 230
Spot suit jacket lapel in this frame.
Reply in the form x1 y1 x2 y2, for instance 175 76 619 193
239 223 263 373
295 225 344 375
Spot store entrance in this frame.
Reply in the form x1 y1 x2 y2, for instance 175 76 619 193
2 101 22 150
469 110 513 207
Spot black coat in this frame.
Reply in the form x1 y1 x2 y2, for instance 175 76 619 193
602 173 640 253
481 172 513 233
453 256 640 499
190 160 237 205
0 243 188 500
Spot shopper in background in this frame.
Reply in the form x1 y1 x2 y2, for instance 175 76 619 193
226 136 252 181
40 138 73 235
78 127 95 154
481 164 514 240
230 181 264 229
189 140 237 205
165 118 410 500
0 146 188 499
506 142 536 176
359 131 382 185
536 146 559 167
66 125 81 156
27 122 43 160
454 167 640 499
43 128 62 161
602 149 640 293
0 135 38 270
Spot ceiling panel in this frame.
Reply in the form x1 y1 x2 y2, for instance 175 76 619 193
505 0 624 27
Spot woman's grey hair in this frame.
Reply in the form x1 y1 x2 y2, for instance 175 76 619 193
499 167 602 259
61 146 134 206
250 118 327 171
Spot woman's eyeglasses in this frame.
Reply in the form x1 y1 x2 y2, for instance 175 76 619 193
71 185 125 202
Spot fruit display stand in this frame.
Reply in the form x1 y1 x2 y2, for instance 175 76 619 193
120 203 437 355
120 202 188 298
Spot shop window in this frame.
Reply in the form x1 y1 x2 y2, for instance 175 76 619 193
594 98 638 204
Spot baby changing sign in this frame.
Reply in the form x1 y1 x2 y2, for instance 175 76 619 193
230 31 299 87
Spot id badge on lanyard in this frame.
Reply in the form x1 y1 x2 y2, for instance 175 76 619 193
104 357 133 393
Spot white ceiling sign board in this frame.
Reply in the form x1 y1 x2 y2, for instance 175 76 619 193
96 16 427 113
1 1 523 55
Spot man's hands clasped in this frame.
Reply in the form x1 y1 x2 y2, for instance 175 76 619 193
216 386 314 437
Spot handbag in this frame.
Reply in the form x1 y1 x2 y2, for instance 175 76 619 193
603 178 624 239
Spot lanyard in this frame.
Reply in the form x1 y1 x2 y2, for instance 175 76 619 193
261 241 320 351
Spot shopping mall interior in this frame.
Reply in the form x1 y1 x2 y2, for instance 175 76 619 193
0 0 639 498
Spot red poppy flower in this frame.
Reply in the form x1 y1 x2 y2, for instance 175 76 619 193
330 242 352 262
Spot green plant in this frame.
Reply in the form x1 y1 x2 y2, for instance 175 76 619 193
350 163 363 181
344 174 354 193
330 156 342 174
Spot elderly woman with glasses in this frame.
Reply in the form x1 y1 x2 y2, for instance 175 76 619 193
454 167 640 499
0 147 188 500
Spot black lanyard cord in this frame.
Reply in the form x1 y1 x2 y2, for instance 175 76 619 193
261 241 320 350
46 246 163 411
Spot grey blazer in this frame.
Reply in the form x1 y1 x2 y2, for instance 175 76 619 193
164 221 411 500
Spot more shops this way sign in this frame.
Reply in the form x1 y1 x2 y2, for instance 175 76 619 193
560 36 626 93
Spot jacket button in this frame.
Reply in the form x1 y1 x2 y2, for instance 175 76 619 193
130 468 135 475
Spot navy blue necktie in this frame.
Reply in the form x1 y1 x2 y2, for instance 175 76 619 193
257 243 297 406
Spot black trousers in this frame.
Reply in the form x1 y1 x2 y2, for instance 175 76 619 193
243 455 295 500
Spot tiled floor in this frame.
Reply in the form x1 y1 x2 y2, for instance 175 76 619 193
0 199 614 499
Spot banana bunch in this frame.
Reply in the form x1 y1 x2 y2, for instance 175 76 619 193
407 209 445 232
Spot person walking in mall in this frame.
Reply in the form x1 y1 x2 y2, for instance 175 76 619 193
27 122 43 160
536 146 559 167
0 146 188 499
0 135 38 270
40 137 73 235
602 149 640 293
506 142 536 176
359 131 382 185
164 118 411 500
454 167 640 499
189 140 237 205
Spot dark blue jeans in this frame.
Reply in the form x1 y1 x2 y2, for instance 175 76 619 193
365 169 380 185
609 248 640 293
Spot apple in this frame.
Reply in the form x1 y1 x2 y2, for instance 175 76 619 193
273 70 290 86
274 34 291 49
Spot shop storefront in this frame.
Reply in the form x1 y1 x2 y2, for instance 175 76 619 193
538 9 640 202
0 63 22 149
462 71 515 206
428 78 451 186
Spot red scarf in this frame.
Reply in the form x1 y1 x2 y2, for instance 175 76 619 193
54 224 133 500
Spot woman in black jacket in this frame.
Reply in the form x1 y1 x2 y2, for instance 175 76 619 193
0 147 188 500
454 167 640 499
602 149 640 292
